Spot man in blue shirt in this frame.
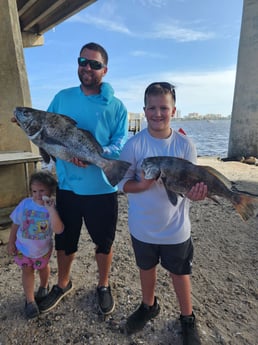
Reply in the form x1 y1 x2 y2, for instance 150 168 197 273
39 42 128 316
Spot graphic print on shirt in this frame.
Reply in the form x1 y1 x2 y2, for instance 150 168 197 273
21 208 50 240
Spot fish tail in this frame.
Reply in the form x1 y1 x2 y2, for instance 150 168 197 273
103 159 131 187
232 193 258 221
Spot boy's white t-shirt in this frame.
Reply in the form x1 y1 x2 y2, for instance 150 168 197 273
10 198 53 258
118 128 197 245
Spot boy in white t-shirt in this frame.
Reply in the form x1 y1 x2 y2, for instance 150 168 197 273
118 82 207 345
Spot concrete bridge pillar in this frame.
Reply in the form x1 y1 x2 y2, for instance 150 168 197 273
228 0 258 158
0 0 37 224
0 0 33 151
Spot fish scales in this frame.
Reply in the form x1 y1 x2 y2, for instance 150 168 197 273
14 106 131 186
160 158 233 199
39 112 103 164
141 156 258 221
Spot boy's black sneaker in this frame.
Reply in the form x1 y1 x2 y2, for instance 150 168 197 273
25 301 40 319
96 285 115 315
125 297 160 335
39 280 73 313
180 313 201 345
35 285 49 304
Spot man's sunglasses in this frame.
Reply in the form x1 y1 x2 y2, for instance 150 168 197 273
144 82 176 102
78 57 106 70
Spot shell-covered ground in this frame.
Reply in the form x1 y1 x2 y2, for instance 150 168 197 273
0 158 257 345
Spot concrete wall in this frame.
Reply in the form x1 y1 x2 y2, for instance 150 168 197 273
0 0 36 224
228 0 258 158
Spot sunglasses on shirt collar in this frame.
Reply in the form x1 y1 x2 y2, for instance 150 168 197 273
77 57 106 70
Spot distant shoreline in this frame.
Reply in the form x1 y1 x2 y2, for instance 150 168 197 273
173 117 231 121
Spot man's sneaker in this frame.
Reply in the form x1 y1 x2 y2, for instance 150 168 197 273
39 280 73 313
25 301 40 319
180 313 201 345
35 285 49 304
96 285 115 315
125 296 160 335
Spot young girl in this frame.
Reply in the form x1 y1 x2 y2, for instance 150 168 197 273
8 171 64 319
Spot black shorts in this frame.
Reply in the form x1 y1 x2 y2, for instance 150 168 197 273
131 236 194 275
55 189 118 255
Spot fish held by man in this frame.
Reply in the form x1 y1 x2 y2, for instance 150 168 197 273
141 156 258 221
14 107 131 187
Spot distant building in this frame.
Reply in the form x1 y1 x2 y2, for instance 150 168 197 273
185 112 227 120
204 113 222 119
187 112 201 119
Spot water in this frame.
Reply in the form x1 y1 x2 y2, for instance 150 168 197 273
172 119 231 157
130 118 231 157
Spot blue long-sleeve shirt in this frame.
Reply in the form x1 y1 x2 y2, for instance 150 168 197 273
47 82 128 195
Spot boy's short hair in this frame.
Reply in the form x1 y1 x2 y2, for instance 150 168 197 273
144 82 176 105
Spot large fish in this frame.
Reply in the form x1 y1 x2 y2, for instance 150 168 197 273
141 156 258 221
14 106 131 187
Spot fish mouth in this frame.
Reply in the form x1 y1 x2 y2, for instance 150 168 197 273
15 115 32 131
14 112 38 135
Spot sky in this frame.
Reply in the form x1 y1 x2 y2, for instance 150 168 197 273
23 0 244 117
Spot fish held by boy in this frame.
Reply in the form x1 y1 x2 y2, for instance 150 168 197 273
141 156 258 221
14 106 131 187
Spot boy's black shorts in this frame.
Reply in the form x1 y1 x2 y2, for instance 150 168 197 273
55 189 118 255
131 236 193 275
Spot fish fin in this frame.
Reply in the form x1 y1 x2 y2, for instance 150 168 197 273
202 165 233 189
102 159 131 186
208 195 221 204
231 185 258 197
165 189 179 205
39 148 51 164
232 194 258 221
161 177 178 205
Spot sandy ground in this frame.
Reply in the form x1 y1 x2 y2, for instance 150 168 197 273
0 157 257 345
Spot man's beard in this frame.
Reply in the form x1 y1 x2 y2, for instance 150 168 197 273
78 71 102 89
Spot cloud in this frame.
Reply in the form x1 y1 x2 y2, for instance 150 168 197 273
110 67 236 116
174 69 236 115
71 13 214 43
74 14 214 43
136 0 168 7
151 23 215 42
130 50 166 58
69 13 131 35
